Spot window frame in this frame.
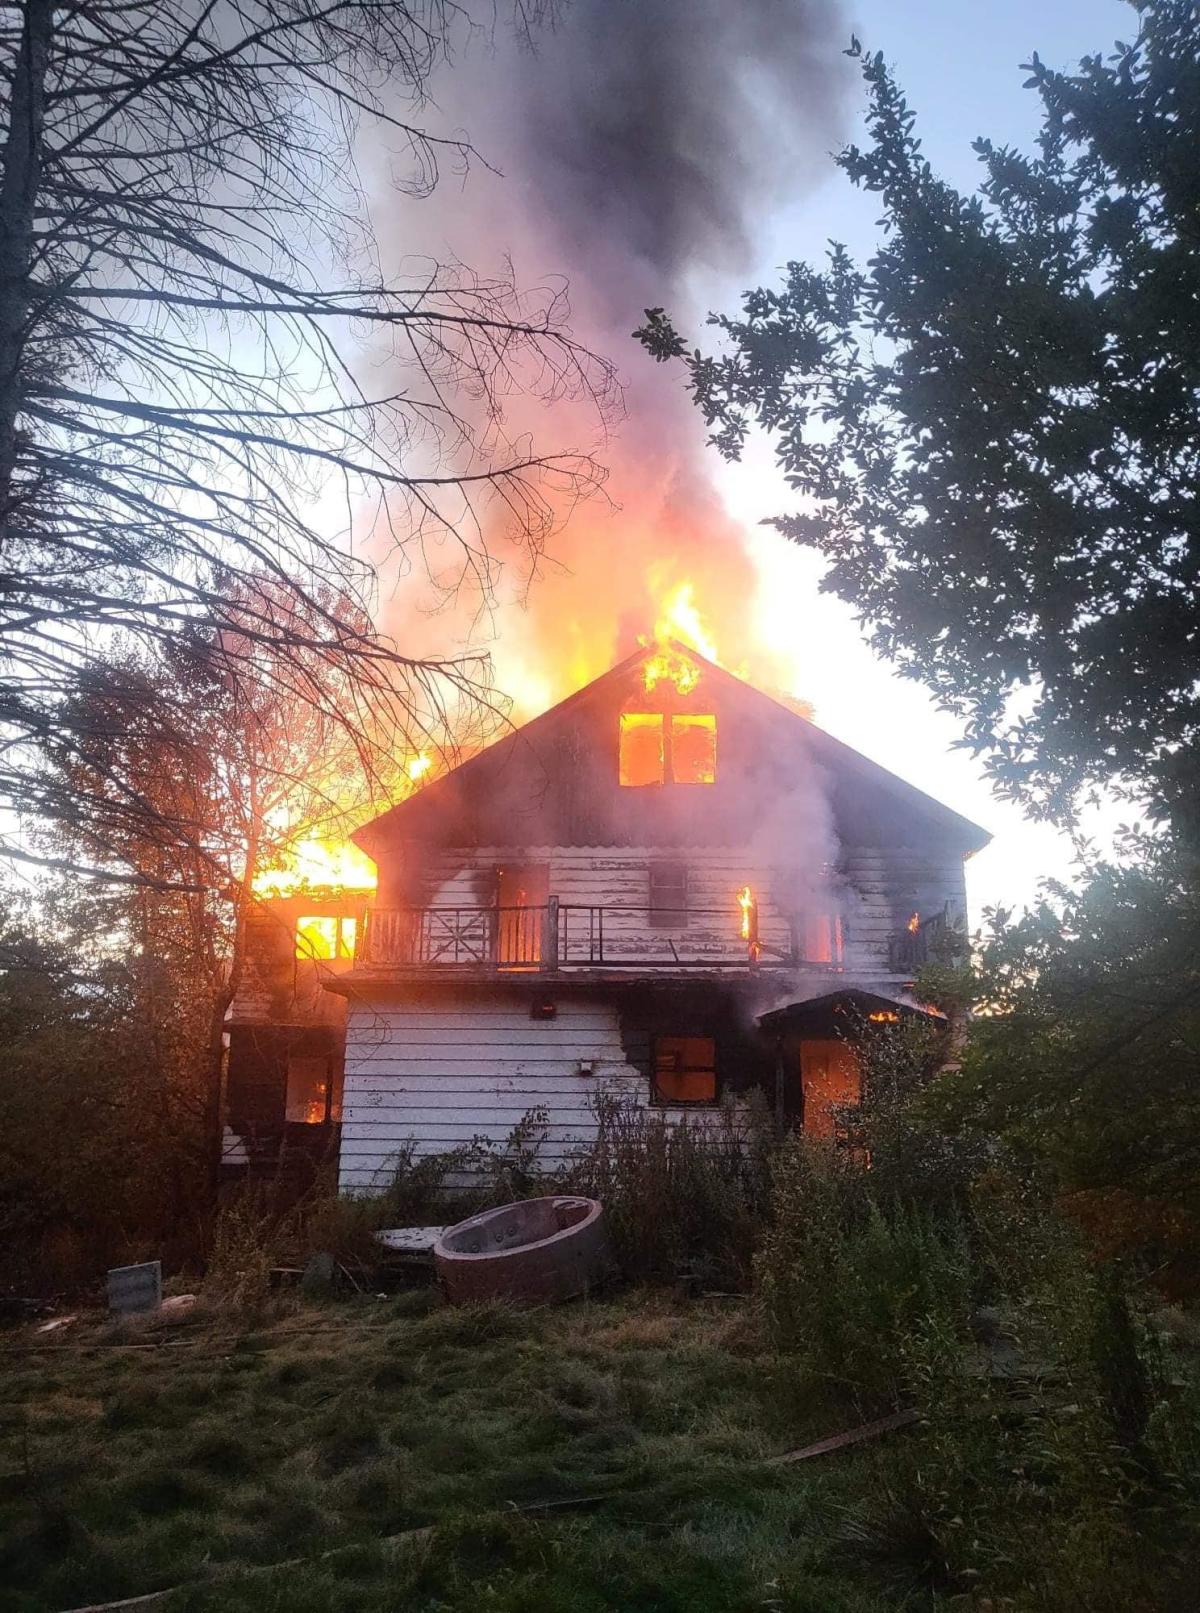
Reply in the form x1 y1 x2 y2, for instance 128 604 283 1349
618 711 665 787
295 913 357 961
284 1051 336 1124
648 861 689 929
669 713 717 784
650 1033 719 1107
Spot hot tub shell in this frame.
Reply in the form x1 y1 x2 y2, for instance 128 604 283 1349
433 1196 612 1305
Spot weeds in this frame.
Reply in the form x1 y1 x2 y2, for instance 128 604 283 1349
568 1088 775 1287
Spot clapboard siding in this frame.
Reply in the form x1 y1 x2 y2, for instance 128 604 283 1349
338 990 654 1193
408 843 968 976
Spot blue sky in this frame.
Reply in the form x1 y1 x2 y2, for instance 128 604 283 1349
707 0 1136 924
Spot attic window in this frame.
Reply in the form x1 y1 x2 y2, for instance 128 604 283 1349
619 713 664 786
653 1036 717 1104
619 712 717 786
295 915 357 961
671 714 716 783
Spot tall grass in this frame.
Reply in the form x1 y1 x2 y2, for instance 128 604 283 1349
567 1089 775 1287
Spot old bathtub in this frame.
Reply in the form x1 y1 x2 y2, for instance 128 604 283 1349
433 1196 612 1305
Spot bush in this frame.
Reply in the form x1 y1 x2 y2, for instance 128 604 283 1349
757 1135 974 1402
568 1089 775 1287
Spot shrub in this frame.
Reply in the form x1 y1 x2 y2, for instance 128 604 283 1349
756 1135 974 1402
568 1089 775 1287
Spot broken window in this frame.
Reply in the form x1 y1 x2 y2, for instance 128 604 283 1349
295 914 357 961
285 1054 333 1123
653 1035 717 1104
670 714 717 783
619 712 664 786
649 861 688 927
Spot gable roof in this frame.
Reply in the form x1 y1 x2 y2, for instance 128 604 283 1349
355 643 991 860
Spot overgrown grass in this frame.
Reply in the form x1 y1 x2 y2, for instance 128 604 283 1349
1 1290 891 1613
3 1276 1198 1612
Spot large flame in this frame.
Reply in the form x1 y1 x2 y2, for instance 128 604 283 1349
252 751 433 898
651 580 719 662
252 837 378 897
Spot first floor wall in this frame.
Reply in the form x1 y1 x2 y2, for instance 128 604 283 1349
338 983 779 1193
337 981 864 1194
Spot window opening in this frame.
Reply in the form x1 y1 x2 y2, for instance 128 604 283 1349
286 1054 332 1124
653 1035 717 1104
496 863 549 966
649 862 688 928
671 714 717 783
295 914 357 961
619 712 664 786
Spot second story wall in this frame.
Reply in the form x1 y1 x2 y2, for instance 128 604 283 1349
364 841 968 978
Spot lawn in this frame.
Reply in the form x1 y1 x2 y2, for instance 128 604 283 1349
1 1287 912 1613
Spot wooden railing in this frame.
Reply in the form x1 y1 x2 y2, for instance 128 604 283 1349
360 900 845 972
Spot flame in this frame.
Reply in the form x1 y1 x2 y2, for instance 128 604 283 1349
652 580 719 661
406 752 432 782
738 885 754 942
868 1010 900 1023
907 911 920 934
642 644 700 694
253 838 377 896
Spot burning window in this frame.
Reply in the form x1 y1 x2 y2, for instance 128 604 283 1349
285 1054 336 1124
649 861 688 927
670 714 716 783
653 1036 717 1104
619 712 664 786
800 911 843 966
295 914 357 961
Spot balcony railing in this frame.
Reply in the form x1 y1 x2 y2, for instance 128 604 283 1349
360 899 841 972
887 907 961 974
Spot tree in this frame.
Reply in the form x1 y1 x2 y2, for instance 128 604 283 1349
923 828 1200 1281
638 1 1200 827
0 1 615 881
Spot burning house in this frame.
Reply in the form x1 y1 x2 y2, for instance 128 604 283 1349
223 643 989 1188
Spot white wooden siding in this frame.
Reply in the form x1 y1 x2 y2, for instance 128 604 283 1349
412 843 968 976
339 991 652 1194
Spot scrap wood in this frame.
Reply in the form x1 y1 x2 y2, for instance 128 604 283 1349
54 1410 920 1613
59 1527 436 1613
765 1408 920 1465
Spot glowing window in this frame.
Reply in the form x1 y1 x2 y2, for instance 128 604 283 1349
295 914 357 961
619 713 664 786
800 912 844 966
285 1055 331 1123
671 714 716 783
653 1035 717 1104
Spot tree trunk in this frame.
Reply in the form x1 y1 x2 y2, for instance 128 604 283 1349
0 0 53 534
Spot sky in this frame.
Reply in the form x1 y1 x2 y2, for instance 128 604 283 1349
681 0 1137 926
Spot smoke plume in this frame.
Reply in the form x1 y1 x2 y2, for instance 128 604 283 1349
371 0 851 712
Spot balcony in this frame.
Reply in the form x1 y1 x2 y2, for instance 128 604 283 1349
359 899 840 973
887 906 960 974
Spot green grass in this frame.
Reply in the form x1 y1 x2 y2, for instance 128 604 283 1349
0 1288 903 1613
2 1287 1197 1612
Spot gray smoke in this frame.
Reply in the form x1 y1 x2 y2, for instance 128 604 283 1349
370 0 851 693
506 0 846 299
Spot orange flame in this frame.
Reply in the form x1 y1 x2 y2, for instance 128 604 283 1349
253 838 377 896
252 751 432 898
868 1010 900 1023
642 644 700 694
907 911 920 934
738 885 754 942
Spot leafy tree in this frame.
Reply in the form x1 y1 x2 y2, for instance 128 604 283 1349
639 1 1200 825
0 1 614 880
924 829 1200 1278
